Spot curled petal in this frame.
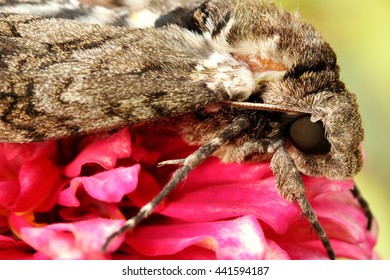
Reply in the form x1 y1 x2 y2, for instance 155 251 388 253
64 128 131 177
60 165 140 205
19 218 126 259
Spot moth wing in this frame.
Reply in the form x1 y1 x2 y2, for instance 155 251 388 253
0 13 228 142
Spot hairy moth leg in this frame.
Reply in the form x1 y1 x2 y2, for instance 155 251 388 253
157 159 186 166
271 146 335 260
102 116 251 251
351 184 373 230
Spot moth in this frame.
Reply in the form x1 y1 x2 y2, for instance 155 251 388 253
0 0 373 259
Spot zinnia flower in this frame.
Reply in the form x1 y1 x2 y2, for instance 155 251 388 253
0 124 377 259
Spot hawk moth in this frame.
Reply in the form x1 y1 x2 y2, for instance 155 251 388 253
0 0 372 259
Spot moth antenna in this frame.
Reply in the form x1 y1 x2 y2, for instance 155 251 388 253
351 183 373 230
224 101 314 115
102 116 251 252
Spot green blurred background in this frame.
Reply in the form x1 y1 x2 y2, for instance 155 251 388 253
276 0 390 259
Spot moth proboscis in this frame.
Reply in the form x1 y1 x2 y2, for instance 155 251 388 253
0 0 373 259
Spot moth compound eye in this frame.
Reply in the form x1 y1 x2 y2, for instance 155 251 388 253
289 116 331 155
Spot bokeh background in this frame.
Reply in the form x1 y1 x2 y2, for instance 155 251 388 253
276 0 390 259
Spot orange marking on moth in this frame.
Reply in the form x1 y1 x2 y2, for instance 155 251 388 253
234 54 288 72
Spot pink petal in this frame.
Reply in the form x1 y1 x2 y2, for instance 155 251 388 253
0 250 35 260
0 141 57 166
264 239 290 259
310 191 370 243
0 179 19 207
0 216 7 230
113 246 217 260
126 215 266 260
0 235 33 259
64 128 131 177
12 158 63 213
127 169 167 208
59 165 140 205
19 218 126 259
303 176 354 198
164 157 273 191
131 126 195 165
275 237 377 260
0 235 30 250
267 191 377 259
57 185 81 207
332 240 378 260
160 159 298 234
58 197 124 221
276 240 330 260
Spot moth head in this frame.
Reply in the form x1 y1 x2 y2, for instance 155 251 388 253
286 89 364 180
227 86 364 181
262 59 364 180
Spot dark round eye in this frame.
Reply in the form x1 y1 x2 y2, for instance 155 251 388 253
289 116 331 155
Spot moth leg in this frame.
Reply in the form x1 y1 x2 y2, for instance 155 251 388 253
102 116 251 252
271 146 335 260
295 195 335 260
157 159 186 167
351 183 373 230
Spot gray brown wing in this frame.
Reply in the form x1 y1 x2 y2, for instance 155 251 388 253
0 13 224 142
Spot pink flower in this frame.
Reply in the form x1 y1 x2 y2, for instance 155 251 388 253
0 124 377 259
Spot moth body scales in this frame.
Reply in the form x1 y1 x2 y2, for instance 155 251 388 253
0 0 373 259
